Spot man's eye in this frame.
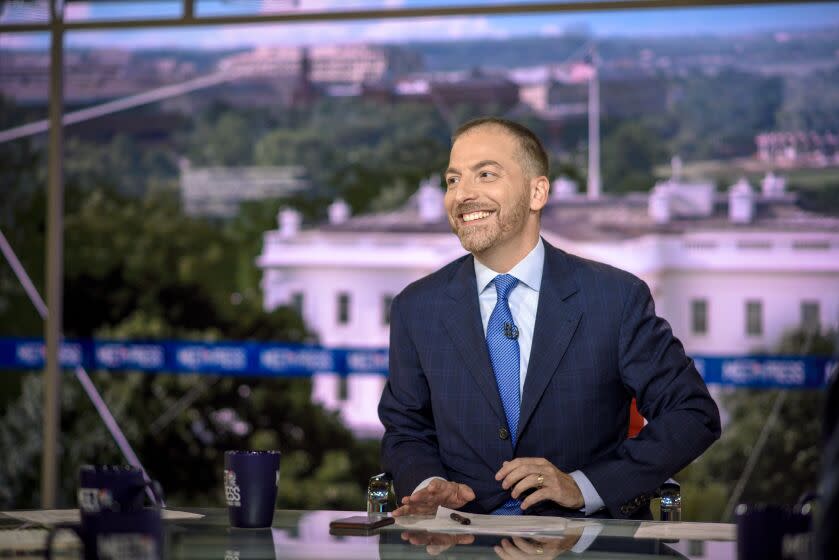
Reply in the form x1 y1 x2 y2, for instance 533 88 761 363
446 176 459 186
479 171 496 179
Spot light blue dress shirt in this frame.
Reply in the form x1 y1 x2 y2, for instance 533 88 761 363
415 238 605 517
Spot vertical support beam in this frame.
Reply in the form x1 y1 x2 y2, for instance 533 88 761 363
587 50 601 200
184 0 195 20
42 0 64 509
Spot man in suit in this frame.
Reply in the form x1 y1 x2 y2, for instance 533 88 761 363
377 117 721 519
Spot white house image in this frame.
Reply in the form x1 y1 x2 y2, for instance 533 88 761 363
258 174 839 437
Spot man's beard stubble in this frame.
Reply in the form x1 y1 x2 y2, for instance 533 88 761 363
450 189 530 254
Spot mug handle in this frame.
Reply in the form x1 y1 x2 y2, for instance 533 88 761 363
148 479 165 508
140 477 165 509
127 477 165 509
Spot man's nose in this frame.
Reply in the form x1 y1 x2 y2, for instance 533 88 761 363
454 179 478 203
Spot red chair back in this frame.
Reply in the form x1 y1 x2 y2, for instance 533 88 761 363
628 398 645 438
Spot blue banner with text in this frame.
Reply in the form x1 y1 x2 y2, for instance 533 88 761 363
0 337 835 388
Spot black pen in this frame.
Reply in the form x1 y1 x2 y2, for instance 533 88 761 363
450 512 471 525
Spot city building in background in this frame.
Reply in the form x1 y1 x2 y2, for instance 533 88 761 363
216 45 423 86
0 49 199 104
259 173 839 437
756 131 839 168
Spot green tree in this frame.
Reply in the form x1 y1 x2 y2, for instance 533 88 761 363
670 69 784 160
776 67 839 132
188 111 256 167
601 120 666 193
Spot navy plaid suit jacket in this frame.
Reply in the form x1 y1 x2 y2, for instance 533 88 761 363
378 239 721 518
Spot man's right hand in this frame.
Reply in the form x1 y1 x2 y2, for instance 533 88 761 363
392 479 476 516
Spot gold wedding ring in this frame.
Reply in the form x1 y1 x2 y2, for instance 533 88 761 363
536 473 545 488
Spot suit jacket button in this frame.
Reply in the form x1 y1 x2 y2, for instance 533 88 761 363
498 427 510 440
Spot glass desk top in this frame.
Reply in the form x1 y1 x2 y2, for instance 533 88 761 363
0 508 737 559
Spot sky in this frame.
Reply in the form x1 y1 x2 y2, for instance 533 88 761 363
1 1 838 50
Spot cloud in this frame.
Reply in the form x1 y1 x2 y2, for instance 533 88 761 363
361 16 509 42
295 0 404 10
65 3 93 21
540 23 562 37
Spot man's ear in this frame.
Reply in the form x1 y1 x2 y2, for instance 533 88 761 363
530 176 550 212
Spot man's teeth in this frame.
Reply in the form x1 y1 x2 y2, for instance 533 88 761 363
462 211 491 222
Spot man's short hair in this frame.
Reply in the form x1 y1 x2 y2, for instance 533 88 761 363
452 117 549 179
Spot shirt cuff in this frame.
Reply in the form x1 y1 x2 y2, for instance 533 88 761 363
569 470 605 516
413 476 447 495
570 523 604 553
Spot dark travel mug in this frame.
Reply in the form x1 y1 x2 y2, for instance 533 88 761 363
224 450 281 529
75 465 161 557
78 465 149 516
47 465 163 560
736 503 812 560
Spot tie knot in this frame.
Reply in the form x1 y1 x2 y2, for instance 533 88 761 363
494 274 518 300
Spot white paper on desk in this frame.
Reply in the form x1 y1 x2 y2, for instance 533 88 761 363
395 506 595 536
634 521 736 541
1 508 204 526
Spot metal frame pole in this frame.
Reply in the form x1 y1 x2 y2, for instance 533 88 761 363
0 0 831 33
587 48 601 199
42 0 64 509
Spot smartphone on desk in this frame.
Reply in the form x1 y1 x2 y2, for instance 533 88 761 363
329 515 395 536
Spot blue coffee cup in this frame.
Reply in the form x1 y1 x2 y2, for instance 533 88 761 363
224 450 281 529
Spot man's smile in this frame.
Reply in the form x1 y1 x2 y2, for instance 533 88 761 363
461 210 495 223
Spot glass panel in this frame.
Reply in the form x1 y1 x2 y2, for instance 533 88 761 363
382 294 393 326
64 1 182 22
337 292 350 325
0 0 49 24
195 0 632 18
691 299 707 335
338 375 348 400
801 301 820 332
291 291 304 316
2 0 836 520
746 300 763 336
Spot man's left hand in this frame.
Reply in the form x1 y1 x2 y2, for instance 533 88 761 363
495 458 584 511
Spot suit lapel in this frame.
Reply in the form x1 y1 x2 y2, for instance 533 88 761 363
442 255 506 425
516 243 582 444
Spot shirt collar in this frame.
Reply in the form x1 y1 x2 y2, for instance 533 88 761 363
474 238 545 294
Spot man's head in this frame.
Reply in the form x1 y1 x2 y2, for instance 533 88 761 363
452 117 549 180
444 117 550 270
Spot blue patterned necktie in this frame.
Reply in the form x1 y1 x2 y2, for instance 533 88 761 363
487 274 522 515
